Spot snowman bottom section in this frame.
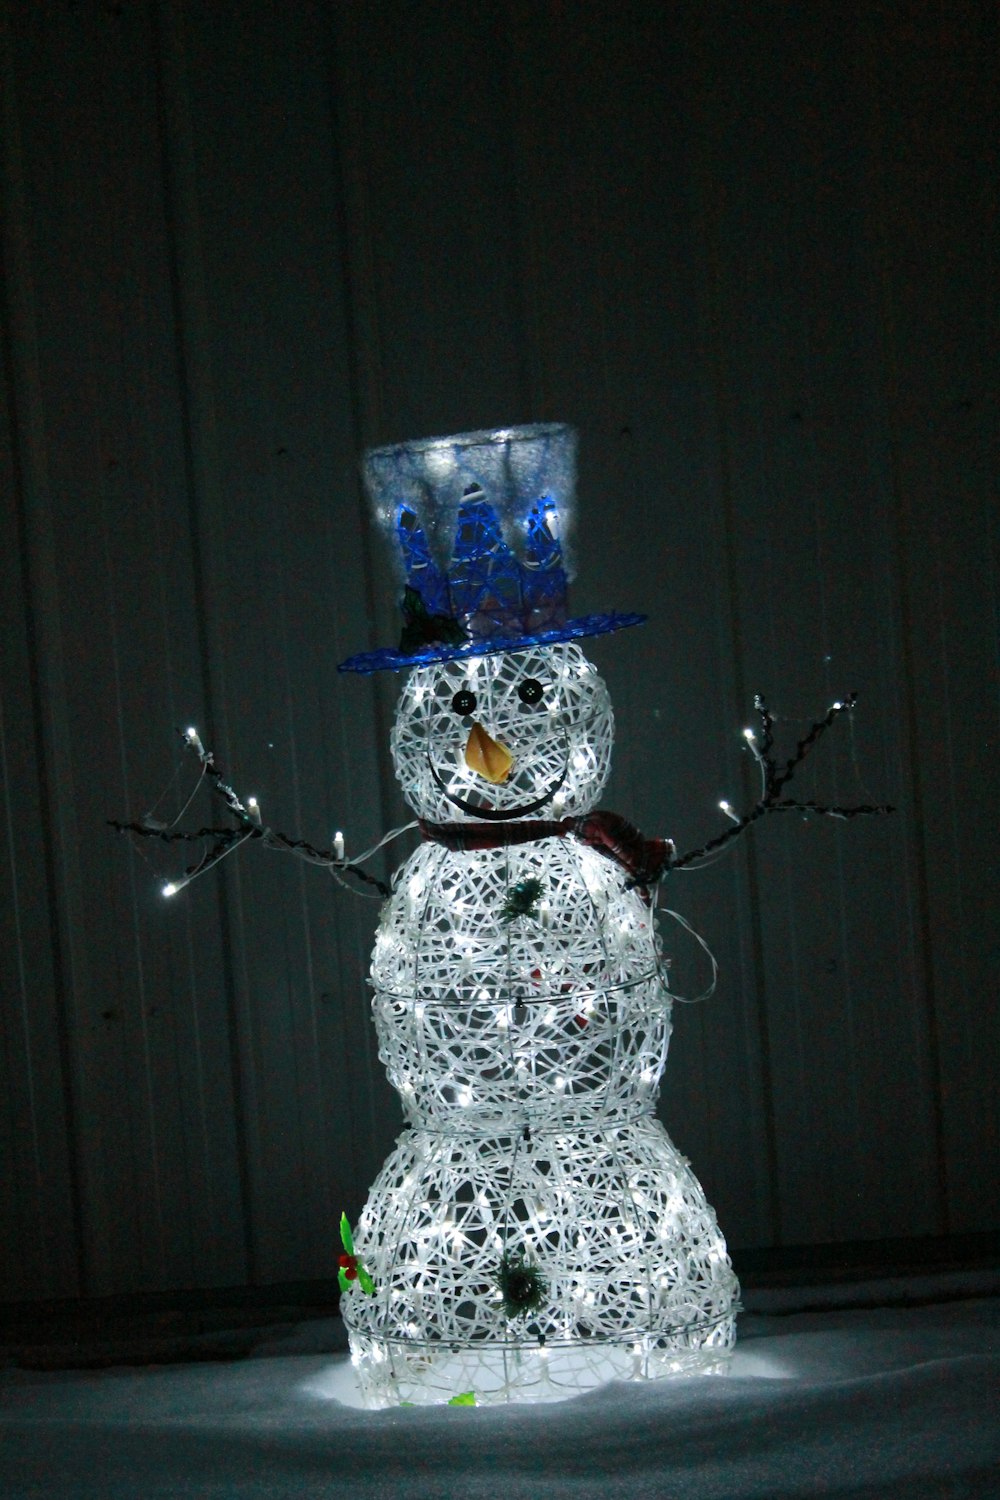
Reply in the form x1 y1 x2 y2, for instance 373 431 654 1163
341 1115 739 1408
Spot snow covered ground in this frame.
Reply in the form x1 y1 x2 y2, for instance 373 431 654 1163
2 1282 997 1498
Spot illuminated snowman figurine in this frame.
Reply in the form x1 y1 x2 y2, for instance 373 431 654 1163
337 425 738 1407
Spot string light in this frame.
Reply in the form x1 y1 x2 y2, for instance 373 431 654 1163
667 692 893 873
110 728 393 897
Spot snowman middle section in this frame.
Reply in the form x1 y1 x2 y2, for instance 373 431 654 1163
343 835 739 1406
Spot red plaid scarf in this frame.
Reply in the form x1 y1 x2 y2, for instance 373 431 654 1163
419 811 673 896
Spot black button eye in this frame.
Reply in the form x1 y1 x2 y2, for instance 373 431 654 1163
452 689 477 715
517 678 544 705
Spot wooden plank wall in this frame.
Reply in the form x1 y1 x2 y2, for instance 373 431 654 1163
1 1 996 1302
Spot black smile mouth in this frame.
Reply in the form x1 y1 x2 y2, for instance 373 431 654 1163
427 754 569 822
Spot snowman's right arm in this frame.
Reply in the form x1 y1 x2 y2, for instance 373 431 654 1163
109 726 398 900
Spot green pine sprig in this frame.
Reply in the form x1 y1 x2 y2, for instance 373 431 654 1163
496 1249 547 1318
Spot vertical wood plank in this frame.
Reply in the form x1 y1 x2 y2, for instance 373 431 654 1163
679 2 947 1244
860 0 999 1235
4 0 248 1295
0 19 81 1292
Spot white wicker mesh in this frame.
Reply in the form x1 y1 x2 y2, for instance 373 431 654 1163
347 1119 736 1407
342 643 739 1406
390 642 614 823
372 839 670 1130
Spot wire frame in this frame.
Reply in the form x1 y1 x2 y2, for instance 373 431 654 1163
345 1118 737 1407
372 839 671 1130
342 642 739 1405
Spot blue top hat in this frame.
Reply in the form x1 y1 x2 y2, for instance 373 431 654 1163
337 423 645 675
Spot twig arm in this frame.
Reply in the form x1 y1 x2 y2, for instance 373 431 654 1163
667 694 893 872
110 728 391 898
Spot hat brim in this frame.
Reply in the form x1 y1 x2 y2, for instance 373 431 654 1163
337 611 647 675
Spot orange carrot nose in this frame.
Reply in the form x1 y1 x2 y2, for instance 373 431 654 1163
464 722 514 784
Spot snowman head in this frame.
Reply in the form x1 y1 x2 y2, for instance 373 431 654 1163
391 641 614 823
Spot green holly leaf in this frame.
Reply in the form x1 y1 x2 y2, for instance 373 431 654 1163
338 1266 351 1294
358 1265 376 1296
448 1391 476 1406
501 878 545 923
340 1212 355 1256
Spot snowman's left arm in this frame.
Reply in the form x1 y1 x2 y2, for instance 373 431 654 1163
659 695 893 875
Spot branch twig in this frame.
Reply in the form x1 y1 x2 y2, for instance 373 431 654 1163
110 728 391 897
668 695 893 872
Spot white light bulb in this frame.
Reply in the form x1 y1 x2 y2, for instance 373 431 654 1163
742 727 755 742
333 830 345 861
162 882 178 898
